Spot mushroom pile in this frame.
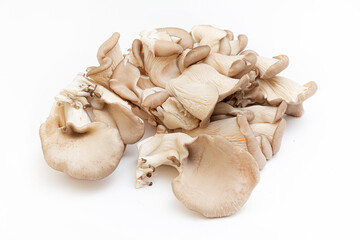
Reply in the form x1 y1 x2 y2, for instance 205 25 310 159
39 25 317 218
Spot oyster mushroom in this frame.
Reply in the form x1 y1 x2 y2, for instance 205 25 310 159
256 135 273 160
166 64 249 126
139 30 182 88
258 76 318 117
40 103 124 180
203 52 247 77
156 27 194 50
136 129 195 188
92 81 145 144
109 59 143 105
136 130 259 218
172 134 259 218
250 118 287 155
183 115 266 170
177 45 211 72
229 34 248 55
219 36 231 55
256 55 289 79
212 102 255 122
245 101 287 123
151 97 200 130
86 32 123 88
191 25 227 53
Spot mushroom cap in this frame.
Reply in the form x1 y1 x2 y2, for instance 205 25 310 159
183 45 211 68
110 60 142 104
154 40 183 57
152 97 200 130
258 76 317 117
271 118 286 155
96 85 145 144
97 32 121 64
131 39 144 68
156 27 194 50
172 135 260 218
257 55 289 79
250 118 286 155
219 37 231 55
86 57 113 88
39 115 124 180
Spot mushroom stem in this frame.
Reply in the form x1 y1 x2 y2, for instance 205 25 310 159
135 132 194 188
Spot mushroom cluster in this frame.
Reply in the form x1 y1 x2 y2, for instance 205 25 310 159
40 25 317 218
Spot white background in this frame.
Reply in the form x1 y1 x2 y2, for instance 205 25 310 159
1 0 359 239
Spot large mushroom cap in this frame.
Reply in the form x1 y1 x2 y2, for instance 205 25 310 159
39 115 124 180
172 135 260 218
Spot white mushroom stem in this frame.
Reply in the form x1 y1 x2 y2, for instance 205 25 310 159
55 73 100 108
63 102 91 132
136 132 194 188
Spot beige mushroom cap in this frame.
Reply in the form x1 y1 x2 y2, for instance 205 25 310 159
96 32 123 70
86 32 123 88
95 85 145 144
110 60 142 105
250 118 287 155
183 115 267 170
86 57 113 88
258 76 318 117
172 135 260 218
229 34 248 56
156 27 194 50
256 55 289 79
40 115 124 180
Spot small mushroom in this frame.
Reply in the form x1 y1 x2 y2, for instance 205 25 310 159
203 52 247 77
245 101 287 123
141 87 170 109
140 29 183 57
177 45 211 72
229 34 248 55
96 32 123 70
183 115 266 170
257 76 318 117
232 51 258 79
219 36 231 55
250 118 287 155
130 39 144 69
172 134 259 218
109 59 143 105
151 97 200 130
191 25 227 52
256 135 273 160
86 32 123 88
212 102 255 122
256 55 289 79
156 27 194 50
